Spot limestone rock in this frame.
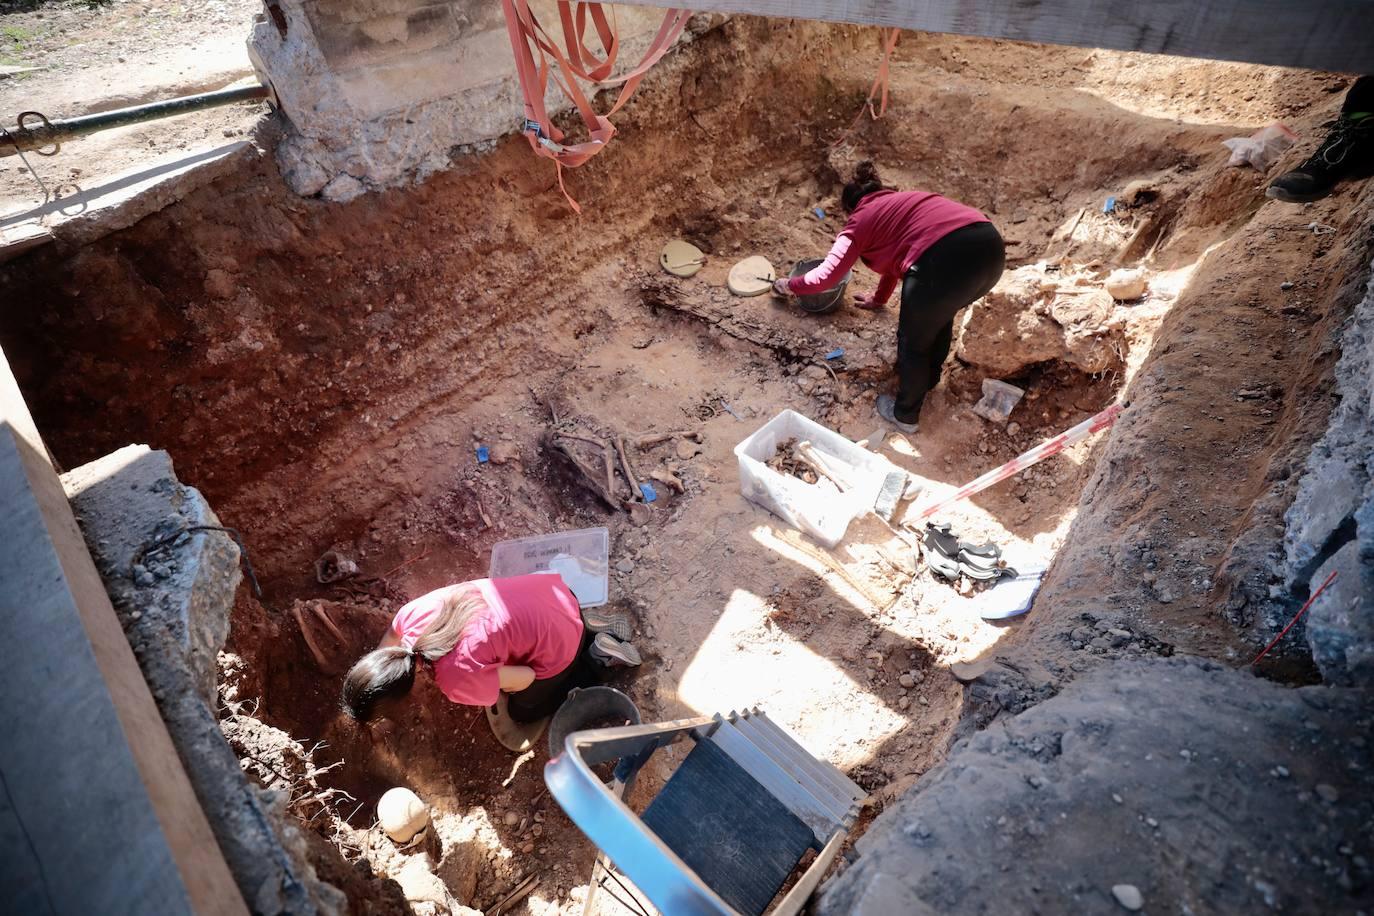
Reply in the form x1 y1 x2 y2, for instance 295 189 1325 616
818 658 1374 916
956 266 1126 377
395 856 452 910
378 787 430 843
1111 884 1144 911
321 174 365 203
488 442 520 465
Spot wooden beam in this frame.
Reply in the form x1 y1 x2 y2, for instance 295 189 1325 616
618 0 1374 73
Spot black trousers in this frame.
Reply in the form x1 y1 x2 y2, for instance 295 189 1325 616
894 221 1006 423
506 627 600 722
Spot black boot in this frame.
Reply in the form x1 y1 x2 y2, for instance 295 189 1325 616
1267 113 1374 203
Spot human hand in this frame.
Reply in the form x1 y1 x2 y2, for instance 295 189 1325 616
772 278 793 298
853 292 885 310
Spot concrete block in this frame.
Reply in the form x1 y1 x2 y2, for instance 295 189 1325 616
0 140 257 262
250 0 704 196
0 429 197 915
63 444 241 702
61 444 343 915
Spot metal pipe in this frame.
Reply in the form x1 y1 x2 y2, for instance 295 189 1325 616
2 83 271 157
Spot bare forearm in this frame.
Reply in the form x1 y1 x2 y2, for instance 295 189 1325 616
498 665 536 692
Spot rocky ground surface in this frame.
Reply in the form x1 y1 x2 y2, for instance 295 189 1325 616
1 12 1369 915
821 657 1374 915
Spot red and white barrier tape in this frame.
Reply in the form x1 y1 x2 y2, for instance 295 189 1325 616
912 403 1124 522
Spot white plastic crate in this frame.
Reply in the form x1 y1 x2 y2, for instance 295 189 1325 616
489 527 610 608
734 410 893 548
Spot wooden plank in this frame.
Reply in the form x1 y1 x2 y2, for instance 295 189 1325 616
612 0 1374 73
0 350 248 915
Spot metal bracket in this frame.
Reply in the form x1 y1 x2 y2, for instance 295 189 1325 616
522 118 566 153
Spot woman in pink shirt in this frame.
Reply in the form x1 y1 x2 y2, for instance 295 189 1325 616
341 574 639 727
774 162 1006 432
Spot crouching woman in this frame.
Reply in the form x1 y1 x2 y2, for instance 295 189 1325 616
340 574 638 731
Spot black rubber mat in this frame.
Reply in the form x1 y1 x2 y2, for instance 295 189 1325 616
642 738 813 914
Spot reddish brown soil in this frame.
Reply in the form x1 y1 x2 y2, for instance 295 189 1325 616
0 17 1365 914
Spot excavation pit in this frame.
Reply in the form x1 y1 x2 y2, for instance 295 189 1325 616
2 16 1371 914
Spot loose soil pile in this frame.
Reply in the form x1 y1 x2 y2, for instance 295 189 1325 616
0 17 1366 914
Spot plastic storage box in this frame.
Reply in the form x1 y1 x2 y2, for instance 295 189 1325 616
734 410 894 548
489 527 610 608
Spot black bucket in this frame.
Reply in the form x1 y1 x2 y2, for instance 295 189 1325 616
790 258 851 314
547 686 641 757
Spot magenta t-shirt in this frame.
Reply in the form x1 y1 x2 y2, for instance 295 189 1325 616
391 575 583 706
787 189 988 306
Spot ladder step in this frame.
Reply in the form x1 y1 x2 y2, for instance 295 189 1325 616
744 709 865 804
731 714 853 816
643 739 814 915
707 720 849 842
736 710 855 803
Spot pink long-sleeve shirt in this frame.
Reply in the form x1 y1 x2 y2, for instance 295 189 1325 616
787 189 988 305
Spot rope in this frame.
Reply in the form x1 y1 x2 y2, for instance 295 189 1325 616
501 0 690 211
1 121 54 211
831 28 902 148
132 524 264 598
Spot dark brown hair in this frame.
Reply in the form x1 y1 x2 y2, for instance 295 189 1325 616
341 588 485 721
841 160 886 212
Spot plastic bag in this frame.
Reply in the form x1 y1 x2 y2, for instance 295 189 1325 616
1222 123 1297 171
971 379 1025 424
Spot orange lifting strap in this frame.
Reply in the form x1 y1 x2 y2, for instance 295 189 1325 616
831 28 901 147
502 0 691 211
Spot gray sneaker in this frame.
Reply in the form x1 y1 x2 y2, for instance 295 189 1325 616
589 632 642 668
581 606 633 642
876 394 919 434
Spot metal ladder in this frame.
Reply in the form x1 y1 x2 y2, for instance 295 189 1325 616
545 707 867 915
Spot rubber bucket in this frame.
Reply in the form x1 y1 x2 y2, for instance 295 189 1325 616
547 686 641 757
790 258 851 314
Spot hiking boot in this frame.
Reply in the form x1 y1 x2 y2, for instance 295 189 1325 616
1267 112 1374 203
876 394 918 434
589 632 642 668
581 606 633 642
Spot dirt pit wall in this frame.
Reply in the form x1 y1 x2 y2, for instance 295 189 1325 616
1 17 1368 913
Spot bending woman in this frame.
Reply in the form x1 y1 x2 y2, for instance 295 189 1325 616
341 574 639 728
774 162 1005 432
